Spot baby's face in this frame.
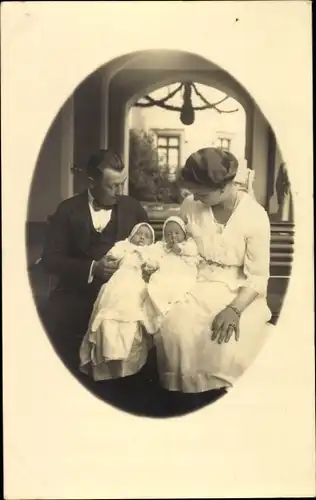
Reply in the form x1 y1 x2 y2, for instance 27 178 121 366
164 222 186 245
130 226 153 246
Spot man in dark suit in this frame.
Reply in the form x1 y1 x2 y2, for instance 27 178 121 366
41 149 163 413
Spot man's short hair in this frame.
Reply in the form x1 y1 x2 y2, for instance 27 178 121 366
87 149 124 180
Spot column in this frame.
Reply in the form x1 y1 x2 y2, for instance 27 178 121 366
251 106 269 207
60 95 74 200
123 106 132 194
100 68 111 149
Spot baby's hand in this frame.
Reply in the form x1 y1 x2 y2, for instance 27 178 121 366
170 243 182 255
141 264 156 283
142 261 155 272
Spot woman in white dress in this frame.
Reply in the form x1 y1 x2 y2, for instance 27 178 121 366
154 147 272 410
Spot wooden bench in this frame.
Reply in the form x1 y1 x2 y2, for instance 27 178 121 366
268 221 294 324
26 214 294 324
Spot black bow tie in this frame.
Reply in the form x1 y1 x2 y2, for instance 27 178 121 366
92 199 115 211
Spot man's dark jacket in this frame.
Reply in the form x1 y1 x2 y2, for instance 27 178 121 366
40 190 149 375
41 191 149 301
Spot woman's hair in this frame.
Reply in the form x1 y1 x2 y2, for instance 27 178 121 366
87 149 124 180
180 147 239 190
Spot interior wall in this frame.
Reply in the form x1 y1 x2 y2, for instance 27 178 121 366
108 85 127 158
27 111 63 222
60 96 74 201
73 70 103 194
100 66 114 148
252 106 269 207
27 66 113 223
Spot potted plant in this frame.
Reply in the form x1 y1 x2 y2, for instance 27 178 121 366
128 129 182 219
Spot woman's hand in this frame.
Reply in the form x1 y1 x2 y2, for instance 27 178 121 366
211 306 240 344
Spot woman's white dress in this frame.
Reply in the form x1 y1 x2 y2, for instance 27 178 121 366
79 240 152 381
154 193 272 392
142 239 201 334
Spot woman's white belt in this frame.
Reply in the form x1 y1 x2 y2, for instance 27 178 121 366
203 259 238 270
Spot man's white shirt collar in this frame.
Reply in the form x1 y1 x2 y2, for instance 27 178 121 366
88 190 112 232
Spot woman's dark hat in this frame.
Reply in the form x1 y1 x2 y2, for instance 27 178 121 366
181 147 238 187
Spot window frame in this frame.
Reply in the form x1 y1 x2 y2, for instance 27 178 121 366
217 136 232 151
151 128 184 172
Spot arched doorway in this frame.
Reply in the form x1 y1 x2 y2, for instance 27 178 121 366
105 49 255 198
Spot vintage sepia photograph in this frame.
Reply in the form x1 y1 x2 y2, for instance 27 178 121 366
26 49 294 418
4 1 314 498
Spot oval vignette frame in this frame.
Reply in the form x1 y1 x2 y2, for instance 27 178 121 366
26 49 294 419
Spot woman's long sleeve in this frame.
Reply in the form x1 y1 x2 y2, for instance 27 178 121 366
179 196 193 225
243 208 271 296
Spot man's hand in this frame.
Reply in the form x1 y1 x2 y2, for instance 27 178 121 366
92 256 119 282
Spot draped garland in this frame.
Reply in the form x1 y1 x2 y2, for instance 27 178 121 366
133 82 239 125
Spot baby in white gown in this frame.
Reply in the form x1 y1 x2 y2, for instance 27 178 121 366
79 222 155 380
142 216 202 334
